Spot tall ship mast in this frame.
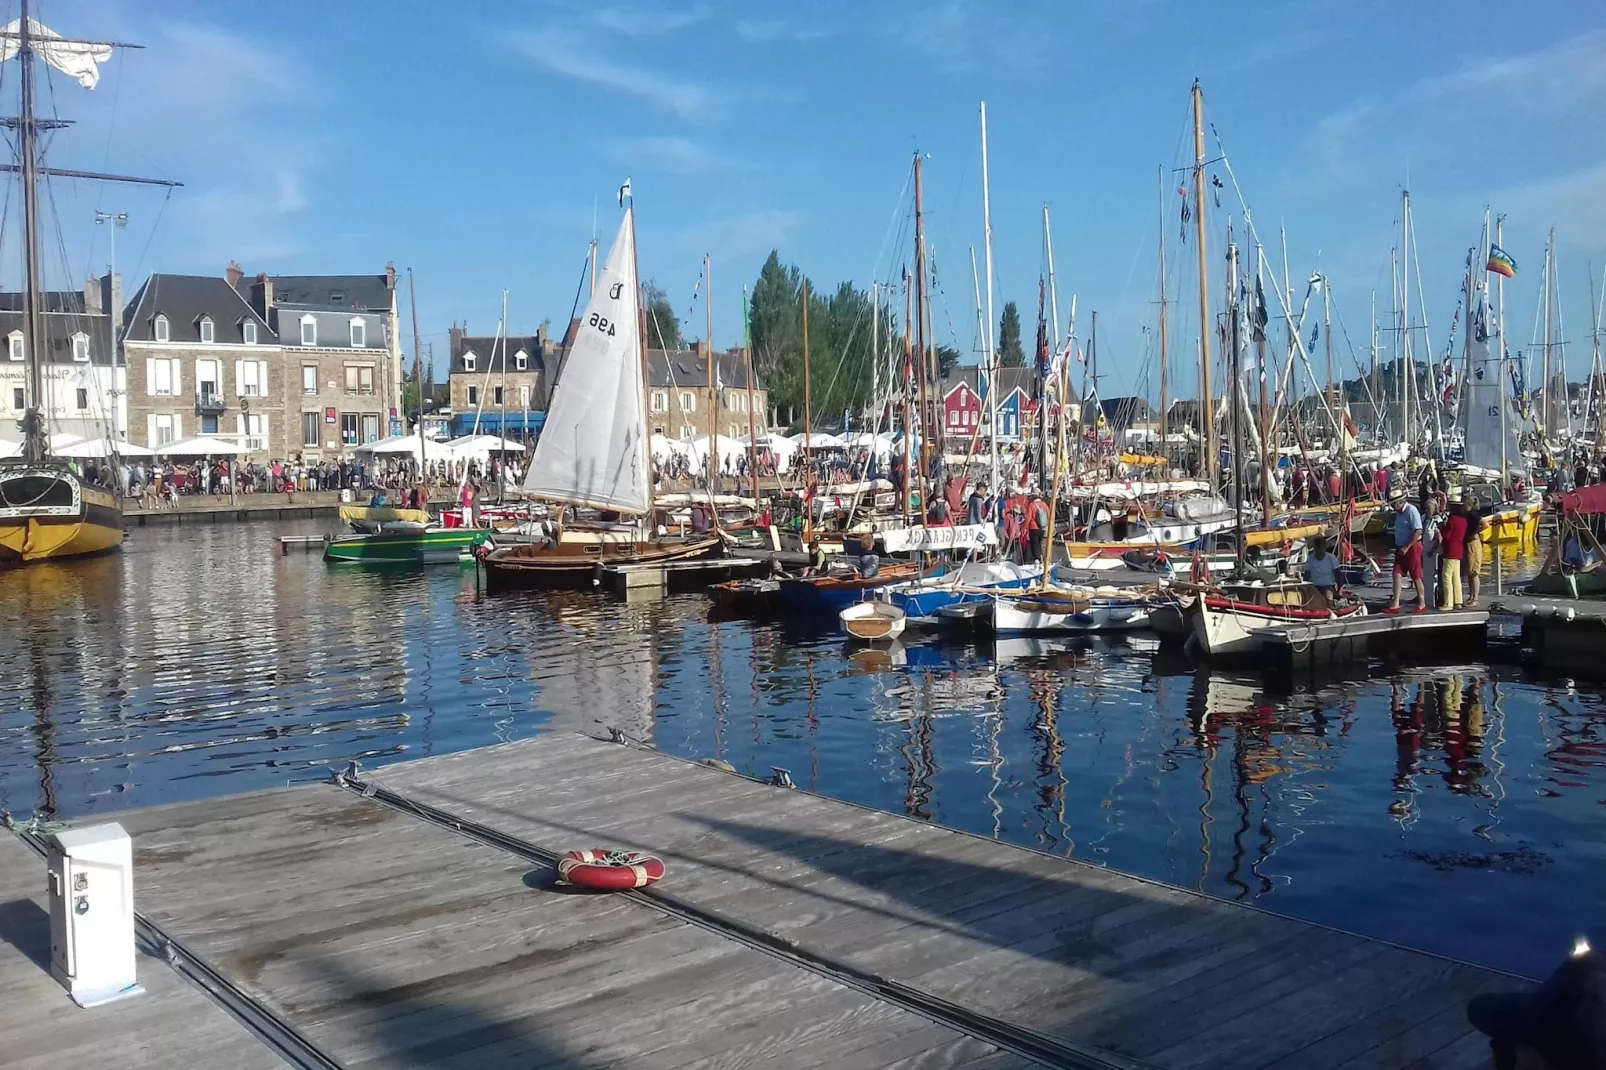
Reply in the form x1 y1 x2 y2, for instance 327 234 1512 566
0 2 177 565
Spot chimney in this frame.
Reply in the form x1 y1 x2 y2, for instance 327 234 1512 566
225 260 243 287
536 322 548 350
448 323 464 363
385 262 397 290
250 272 274 321
100 273 122 327
83 276 101 314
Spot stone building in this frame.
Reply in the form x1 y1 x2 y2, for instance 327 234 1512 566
446 324 553 436
121 273 280 452
646 345 767 440
0 276 120 444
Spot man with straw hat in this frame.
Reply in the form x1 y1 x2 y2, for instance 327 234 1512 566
1385 486 1426 614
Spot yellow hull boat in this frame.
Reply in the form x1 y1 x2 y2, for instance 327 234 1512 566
0 465 123 565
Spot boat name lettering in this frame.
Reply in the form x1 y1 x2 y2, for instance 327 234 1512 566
588 312 618 337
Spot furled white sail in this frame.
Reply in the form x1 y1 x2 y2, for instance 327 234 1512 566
521 208 651 513
0 19 112 89
1461 290 1525 475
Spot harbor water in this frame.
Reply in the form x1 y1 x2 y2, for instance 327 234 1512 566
0 520 1599 980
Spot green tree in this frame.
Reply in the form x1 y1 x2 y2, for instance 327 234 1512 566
997 302 1024 367
936 344 961 379
642 279 682 351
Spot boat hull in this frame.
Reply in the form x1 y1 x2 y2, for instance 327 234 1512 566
482 536 723 590
879 562 1039 622
1191 596 1366 657
991 591 1152 634
324 528 490 565
840 602 907 642
0 466 123 566
777 563 926 614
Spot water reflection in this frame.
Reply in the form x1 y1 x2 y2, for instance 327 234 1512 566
0 521 1599 977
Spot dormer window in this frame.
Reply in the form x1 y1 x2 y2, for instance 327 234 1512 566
330 290 345 303
514 349 528 371
154 314 170 342
7 331 22 361
71 332 89 362
243 321 257 345
300 314 316 347
349 318 365 348
199 316 215 344
463 351 476 373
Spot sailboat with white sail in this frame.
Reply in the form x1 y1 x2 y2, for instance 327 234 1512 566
481 200 721 589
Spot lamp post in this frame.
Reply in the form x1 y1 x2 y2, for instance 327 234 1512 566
232 396 249 507
96 211 128 440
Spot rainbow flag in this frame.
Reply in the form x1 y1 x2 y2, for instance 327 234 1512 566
1486 244 1517 278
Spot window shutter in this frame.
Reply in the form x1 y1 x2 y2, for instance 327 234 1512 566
234 359 244 394
257 361 267 397
173 414 183 439
145 358 155 397
171 359 181 395
146 413 156 445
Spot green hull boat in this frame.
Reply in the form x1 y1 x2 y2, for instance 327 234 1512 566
323 528 491 565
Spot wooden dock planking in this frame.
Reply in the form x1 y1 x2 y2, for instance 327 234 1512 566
0 835 287 1070
373 733 1523 1070
90 782 1012 1070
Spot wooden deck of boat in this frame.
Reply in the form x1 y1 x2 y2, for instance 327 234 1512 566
3 732 1530 1069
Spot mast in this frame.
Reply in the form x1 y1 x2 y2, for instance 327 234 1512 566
1156 170 1169 467
589 238 598 297
409 269 425 486
980 104 999 494
1542 228 1554 441
1043 205 1061 481
705 253 717 492
18 1 45 463
1227 228 1246 573
870 281 879 430
497 287 508 503
912 153 932 504
1496 216 1508 486
1591 265 1605 448
902 277 914 524
1191 81 1216 489
1401 190 1413 452
802 276 812 534
742 285 760 504
1255 246 1273 526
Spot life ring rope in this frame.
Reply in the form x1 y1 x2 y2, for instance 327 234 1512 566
558 847 666 890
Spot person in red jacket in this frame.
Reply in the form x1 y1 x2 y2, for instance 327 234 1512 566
1439 487 1469 608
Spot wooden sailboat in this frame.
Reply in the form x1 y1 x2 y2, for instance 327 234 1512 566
0 5 157 565
482 199 720 590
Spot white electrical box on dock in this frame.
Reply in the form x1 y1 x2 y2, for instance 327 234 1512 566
46 822 144 1007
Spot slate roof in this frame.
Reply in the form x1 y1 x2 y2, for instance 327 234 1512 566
121 274 276 345
940 366 1041 398
449 335 546 376
645 348 759 390
1099 395 1154 427
0 291 115 365
265 274 392 311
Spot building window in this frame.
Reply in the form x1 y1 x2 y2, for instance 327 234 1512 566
651 391 667 413
7 331 21 361
300 315 317 347
238 360 264 397
519 385 530 409
71 333 90 362
492 386 503 406
361 413 379 444
199 316 214 344
75 388 88 411
467 385 478 406
301 411 320 446
149 357 179 396
153 413 175 446
302 365 317 395
340 413 358 445
154 314 169 342
680 391 695 411
514 349 528 371
242 413 266 451
343 365 374 395
463 351 476 372
243 320 257 345
350 318 365 348
11 386 23 409
201 414 219 434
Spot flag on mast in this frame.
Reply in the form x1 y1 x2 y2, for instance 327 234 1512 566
1486 245 1517 278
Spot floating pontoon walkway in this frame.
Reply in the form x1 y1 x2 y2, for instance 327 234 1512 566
3 732 1528 1069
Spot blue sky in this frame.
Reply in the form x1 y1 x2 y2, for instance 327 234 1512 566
14 0 1606 398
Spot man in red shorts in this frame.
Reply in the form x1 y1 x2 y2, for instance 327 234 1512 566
1385 487 1426 614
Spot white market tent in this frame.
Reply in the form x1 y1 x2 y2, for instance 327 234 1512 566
650 433 695 464
685 433 750 468
842 431 897 457
156 435 248 456
354 435 453 461
446 434 526 457
54 435 156 458
788 431 845 449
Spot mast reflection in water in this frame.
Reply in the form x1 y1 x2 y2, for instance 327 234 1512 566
0 521 1600 978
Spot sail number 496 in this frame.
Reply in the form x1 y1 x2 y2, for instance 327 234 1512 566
589 313 617 337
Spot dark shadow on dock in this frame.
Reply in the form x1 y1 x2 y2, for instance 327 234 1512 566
0 897 51 973
301 950 595 1069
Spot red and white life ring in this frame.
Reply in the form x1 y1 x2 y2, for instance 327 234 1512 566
557 848 665 891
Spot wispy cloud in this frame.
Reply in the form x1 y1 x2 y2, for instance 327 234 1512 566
590 3 712 37
511 30 710 120
608 136 744 175
1487 163 1606 252
735 17 832 44
678 210 803 259
882 0 1049 73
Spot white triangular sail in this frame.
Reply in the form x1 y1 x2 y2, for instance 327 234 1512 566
1461 290 1525 475
521 208 651 513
